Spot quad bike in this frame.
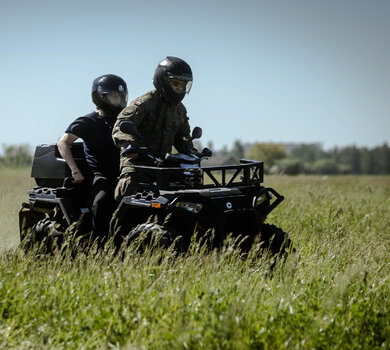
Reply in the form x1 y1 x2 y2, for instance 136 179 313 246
19 142 94 252
19 123 290 255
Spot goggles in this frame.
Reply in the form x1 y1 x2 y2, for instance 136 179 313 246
167 75 192 94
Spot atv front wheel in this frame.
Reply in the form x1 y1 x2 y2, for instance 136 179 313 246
124 223 176 252
259 224 292 255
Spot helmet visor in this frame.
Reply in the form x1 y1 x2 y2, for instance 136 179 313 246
101 92 128 109
167 76 192 94
97 83 128 108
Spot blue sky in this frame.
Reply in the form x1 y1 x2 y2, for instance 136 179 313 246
1 0 389 151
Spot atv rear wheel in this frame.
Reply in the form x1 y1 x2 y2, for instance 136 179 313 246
259 224 292 255
23 218 64 253
19 207 46 243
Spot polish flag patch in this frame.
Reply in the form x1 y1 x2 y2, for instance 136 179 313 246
133 100 141 106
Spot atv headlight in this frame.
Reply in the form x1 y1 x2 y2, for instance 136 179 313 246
175 201 203 214
253 194 268 208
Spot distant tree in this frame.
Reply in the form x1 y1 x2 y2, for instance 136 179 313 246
311 158 340 175
273 158 306 175
207 141 214 152
0 144 32 167
290 143 324 163
245 142 286 171
371 143 390 174
231 140 245 160
219 145 229 157
338 146 361 174
382 143 390 173
360 148 376 174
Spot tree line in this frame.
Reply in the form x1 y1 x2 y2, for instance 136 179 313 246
209 140 390 175
2 142 390 175
0 145 32 167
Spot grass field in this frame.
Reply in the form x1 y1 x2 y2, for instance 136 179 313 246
0 168 35 251
0 168 389 349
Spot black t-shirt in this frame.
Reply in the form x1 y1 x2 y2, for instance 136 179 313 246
65 112 119 179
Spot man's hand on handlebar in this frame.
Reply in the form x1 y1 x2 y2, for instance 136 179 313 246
121 145 139 159
72 170 85 183
124 153 138 159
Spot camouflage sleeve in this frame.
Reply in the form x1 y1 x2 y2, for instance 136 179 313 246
112 103 144 151
174 106 194 154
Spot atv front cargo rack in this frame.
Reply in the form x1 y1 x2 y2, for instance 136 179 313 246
132 159 264 191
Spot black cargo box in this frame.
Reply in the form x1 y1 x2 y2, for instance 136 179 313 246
31 142 90 187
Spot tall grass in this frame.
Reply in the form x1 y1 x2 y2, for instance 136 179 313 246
1 172 389 349
0 168 34 251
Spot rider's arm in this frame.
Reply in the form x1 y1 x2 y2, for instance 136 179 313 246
57 133 85 183
112 103 146 158
112 105 141 150
174 108 194 154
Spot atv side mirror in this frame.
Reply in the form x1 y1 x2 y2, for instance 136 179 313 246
191 127 202 140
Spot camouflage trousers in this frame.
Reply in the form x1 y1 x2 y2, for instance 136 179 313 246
114 171 136 202
114 158 156 202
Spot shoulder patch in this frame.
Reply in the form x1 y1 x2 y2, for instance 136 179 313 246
133 100 142 106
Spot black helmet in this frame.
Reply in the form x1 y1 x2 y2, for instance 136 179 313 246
92 74 128 116
153 56 193 105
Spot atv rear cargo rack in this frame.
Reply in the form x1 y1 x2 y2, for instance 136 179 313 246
132 159 264 191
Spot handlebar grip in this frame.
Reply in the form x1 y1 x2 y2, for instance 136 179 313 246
121 146 138 156
202 148 212 157
63 177 75 188
121 146 155 159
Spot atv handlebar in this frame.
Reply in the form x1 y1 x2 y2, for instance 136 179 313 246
119 121 203 142
121 146 163 163
119 121 212 166
121 145 212 166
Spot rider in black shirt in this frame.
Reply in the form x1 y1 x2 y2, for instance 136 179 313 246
57 74 128 243
65 111 120 180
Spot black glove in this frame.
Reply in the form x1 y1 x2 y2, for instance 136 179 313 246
201 147 212 157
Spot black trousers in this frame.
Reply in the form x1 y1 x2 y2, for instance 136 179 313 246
90 173 117 241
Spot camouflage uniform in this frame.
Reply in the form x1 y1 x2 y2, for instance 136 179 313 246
112 89 194 201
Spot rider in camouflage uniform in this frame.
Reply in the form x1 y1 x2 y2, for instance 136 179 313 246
112 56 195 201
